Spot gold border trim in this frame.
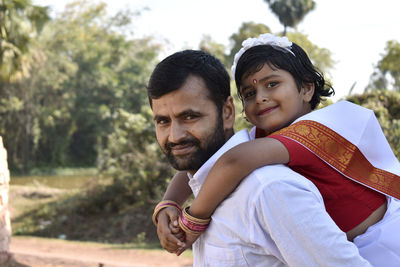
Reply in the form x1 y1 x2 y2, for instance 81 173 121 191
272 120 400 199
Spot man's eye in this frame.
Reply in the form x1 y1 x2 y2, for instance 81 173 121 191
184 115 196 120
157 119 169 125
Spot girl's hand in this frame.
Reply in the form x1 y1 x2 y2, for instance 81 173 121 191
156 207 185 253
169 220 185 242
176 232 200 256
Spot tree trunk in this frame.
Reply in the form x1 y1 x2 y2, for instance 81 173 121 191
0 136 11 263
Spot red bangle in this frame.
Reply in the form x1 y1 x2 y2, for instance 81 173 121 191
179 206 210 236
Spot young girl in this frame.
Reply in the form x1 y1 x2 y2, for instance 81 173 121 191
153 34 400 262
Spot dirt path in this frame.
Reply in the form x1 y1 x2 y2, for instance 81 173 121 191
7 236 193 267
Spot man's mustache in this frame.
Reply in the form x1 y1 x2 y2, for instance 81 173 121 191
165 139 200 151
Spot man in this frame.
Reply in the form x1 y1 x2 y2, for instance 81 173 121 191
147 50 371 266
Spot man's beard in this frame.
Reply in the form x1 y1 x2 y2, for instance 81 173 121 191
163 115 226 172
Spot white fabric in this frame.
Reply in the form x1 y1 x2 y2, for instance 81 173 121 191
354 197 400 267
293 100 400 176
188 129 371 267
252 100 400 267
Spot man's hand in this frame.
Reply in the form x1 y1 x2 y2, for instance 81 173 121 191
157 207 185 253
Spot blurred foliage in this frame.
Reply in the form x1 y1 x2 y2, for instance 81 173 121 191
264 0 316 35
286 32 335 79
1 0 160 172
367 40 400 91
199 35 228 66
96 109 173 209
346 90 400 159
0 0 49 82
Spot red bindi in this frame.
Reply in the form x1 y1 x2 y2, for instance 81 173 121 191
253 79 257 84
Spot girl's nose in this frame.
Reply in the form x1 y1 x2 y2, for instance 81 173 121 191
256 91 269 104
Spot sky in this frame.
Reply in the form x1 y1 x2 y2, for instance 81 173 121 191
34 0 400 100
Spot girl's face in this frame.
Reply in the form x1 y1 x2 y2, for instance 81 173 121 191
239 64 314 133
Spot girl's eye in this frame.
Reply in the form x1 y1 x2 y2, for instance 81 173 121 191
243 90 256 99
266 81 278 88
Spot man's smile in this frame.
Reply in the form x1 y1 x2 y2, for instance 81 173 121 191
170 144 196 156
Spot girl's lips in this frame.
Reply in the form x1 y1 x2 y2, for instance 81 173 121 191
258 106 277 116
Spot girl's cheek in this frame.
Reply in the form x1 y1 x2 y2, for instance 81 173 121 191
243 106 251 118
242 100 249 109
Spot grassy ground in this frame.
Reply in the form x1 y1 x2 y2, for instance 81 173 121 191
9 176 160 244
9 184 77 236
8 183 194 266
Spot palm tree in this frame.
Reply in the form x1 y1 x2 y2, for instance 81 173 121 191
0 0 49 82
264 0 316 35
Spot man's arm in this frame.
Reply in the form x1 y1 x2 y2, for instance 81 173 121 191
254 169 372 266
156 171 192 254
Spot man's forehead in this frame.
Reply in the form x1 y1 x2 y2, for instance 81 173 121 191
152 103 202 119
152 77 214 116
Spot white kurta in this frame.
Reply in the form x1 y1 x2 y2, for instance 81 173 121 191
188 129 371 267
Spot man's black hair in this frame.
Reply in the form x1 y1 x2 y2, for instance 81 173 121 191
148 50 231 112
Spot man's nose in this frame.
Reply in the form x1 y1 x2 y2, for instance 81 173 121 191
168 121 187 143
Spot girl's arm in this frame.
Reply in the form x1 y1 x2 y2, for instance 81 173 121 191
161 171 192 205
188 137 289 219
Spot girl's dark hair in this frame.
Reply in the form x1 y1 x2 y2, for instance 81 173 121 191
147 50 231 112
234 43 334 109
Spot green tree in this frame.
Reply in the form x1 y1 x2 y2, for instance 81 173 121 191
199 35 228 66
0 0 49 171
0 0 48 82
49 1 159 167
286 32 335 78
0 0 161 172
264 0 316 35
97 109 173 209
367 40 400 91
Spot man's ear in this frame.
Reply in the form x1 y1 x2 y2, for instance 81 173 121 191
301 82 315 103
222 96 235 131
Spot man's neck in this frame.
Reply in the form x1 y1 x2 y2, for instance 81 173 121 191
225 129 234 140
